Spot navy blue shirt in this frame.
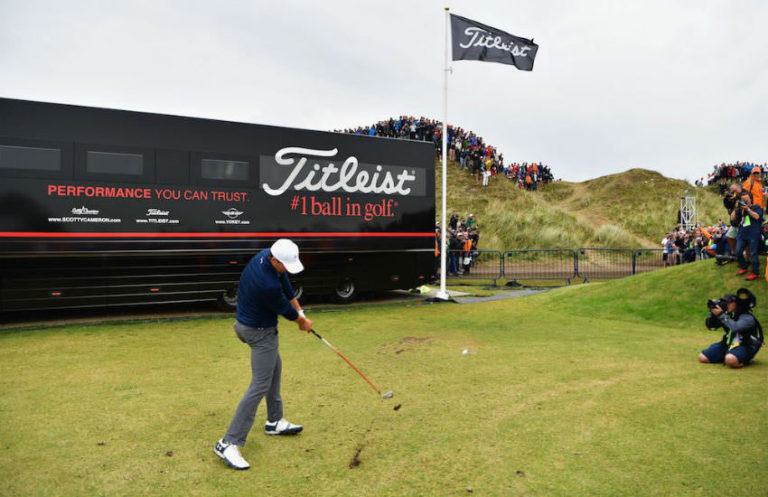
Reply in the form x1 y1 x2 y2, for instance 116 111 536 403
737 205 763 240
236 249 298 328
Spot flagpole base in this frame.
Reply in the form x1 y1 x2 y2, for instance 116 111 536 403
434 290 451 301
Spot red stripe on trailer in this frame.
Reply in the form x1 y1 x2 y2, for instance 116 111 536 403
0 232 435 238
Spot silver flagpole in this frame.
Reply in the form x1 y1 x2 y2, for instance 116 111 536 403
436 6 450 301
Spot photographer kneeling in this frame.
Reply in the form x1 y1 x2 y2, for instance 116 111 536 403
699 289 763 368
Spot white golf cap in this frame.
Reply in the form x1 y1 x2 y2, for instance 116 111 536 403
270 239 304 274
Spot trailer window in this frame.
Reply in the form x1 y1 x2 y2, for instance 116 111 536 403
201 159 249 181
0 144 61 171
86 151 143 175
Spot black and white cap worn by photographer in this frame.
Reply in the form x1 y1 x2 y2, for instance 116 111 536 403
270 239 304 274
722 294 738 306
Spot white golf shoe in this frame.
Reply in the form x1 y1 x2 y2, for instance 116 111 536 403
264 418 303 435
214 439 250 470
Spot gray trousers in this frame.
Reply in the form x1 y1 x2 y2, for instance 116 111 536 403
223 321 283 446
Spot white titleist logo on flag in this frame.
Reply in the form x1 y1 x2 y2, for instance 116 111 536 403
459 27 533 57
262 147 417 196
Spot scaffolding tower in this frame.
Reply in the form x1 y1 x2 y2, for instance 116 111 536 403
679 191 696 230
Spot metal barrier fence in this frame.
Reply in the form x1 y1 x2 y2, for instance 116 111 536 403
446 250 502 283
444 247 694 283
576 248 634 280
633 249 668 274
504 249 577 282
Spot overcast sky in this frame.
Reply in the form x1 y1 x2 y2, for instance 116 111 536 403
1 0 766 182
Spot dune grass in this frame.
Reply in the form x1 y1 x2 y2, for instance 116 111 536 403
437 162 725 250
0 261 766 496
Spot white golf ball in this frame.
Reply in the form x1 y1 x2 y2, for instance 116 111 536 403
462 349 468 355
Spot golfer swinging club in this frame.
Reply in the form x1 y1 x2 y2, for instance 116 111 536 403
215 238 312 470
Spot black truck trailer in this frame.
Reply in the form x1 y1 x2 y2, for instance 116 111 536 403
0 98 435 312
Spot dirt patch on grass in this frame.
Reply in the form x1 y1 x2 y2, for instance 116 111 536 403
380 336 434 355
378 336 434 355
349 446 363 468
399 336 433 344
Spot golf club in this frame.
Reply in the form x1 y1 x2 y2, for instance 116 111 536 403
310 329 394 399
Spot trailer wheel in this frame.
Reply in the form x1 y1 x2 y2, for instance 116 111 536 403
216 286 238 312
333 278 356 303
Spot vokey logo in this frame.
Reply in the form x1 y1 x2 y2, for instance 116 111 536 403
222 208 244 219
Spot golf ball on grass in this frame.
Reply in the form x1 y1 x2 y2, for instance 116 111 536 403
462 349 468 355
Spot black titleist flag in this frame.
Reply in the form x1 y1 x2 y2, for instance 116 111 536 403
450 13 538 71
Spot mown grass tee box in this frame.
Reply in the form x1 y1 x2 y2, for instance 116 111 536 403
0 261 765 496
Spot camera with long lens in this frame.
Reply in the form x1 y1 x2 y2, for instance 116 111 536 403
706 296 734 330
705 288 757 319
707 298 728 311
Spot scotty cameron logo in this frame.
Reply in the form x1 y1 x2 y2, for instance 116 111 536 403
50 205 119 223
262 147 417 197
71 206 99 215
222 208 244 219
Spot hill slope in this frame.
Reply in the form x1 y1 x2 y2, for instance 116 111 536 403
436 161 725 250
540 257 767 326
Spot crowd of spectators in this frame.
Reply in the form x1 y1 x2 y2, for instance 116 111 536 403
665 167 767 283
337 116 555 190
433 212 480 277
698 161 767 194
500 162 554 190
661 219 767 268
662 222 728 266
338 116 444 144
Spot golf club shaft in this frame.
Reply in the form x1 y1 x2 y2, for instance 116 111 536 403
310 329 382 395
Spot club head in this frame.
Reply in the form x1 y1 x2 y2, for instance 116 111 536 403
381 390 394 399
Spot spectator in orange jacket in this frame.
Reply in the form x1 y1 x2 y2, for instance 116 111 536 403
743 166 764 209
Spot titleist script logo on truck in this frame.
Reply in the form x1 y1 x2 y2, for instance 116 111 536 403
260 147 426 197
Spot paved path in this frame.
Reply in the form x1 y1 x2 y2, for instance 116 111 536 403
452 289 549 304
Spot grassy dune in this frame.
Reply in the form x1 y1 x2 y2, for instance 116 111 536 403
0 260 765 496
437 162 725 250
